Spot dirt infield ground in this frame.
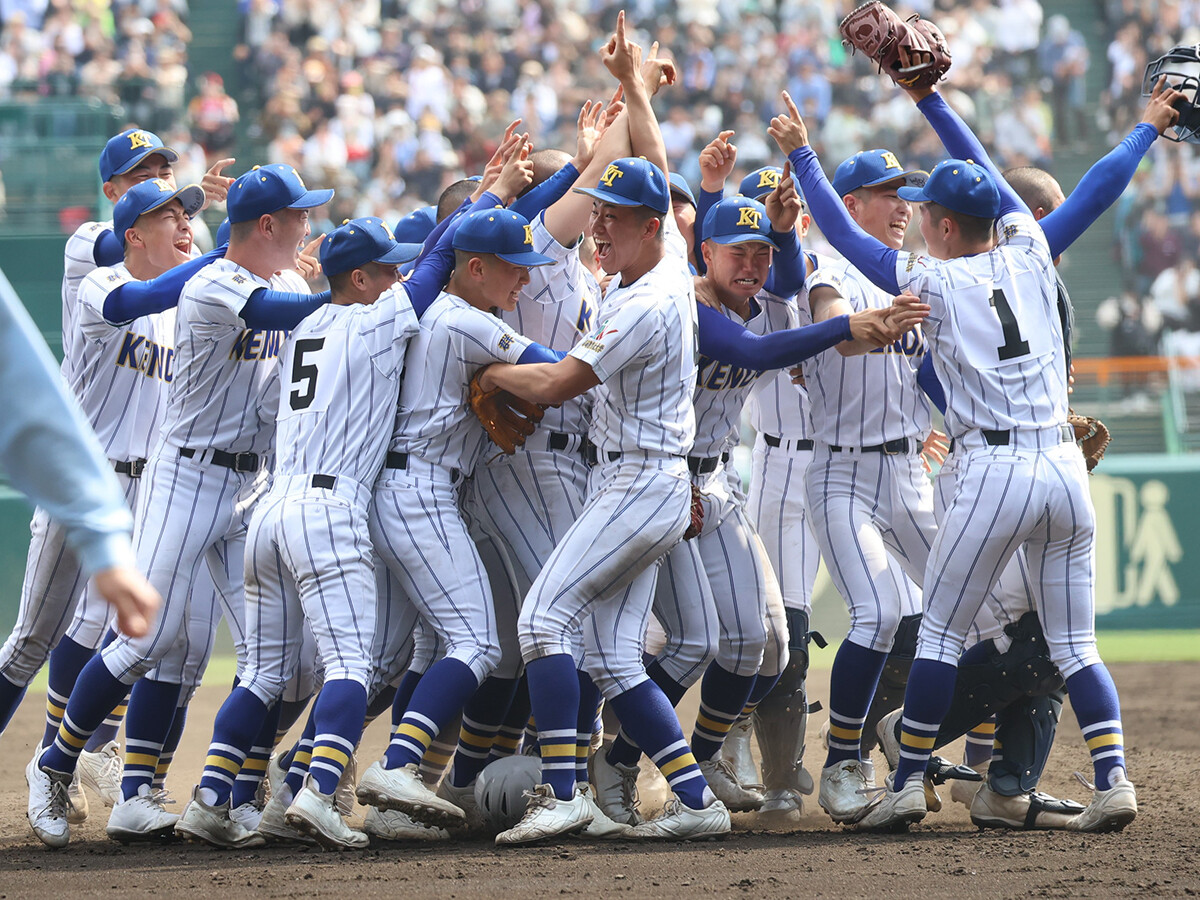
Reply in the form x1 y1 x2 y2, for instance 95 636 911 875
1 661 1196 899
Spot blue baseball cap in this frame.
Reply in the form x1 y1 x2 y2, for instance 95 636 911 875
321 217 422 277
216 217 231 247
739 166 787 201
393 206 437 243
574 157 671 214
668 173 696 207
99 128 179 182
898 158 1001 219
226 164 334 224
452 208 555 267
112 178 204 248
702 197 779 250
832 149 926 196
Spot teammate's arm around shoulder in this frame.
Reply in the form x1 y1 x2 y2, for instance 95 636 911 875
476 356 599 407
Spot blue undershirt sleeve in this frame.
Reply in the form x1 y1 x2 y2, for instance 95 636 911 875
763 228 804 298
102 247 226 324
916 353 946 414
240 288 331 329
697 302 852 369
510 163 579 220
517 343 566 364
92 229 124 267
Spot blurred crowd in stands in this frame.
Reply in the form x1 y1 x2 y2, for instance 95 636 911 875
10 0 1200 359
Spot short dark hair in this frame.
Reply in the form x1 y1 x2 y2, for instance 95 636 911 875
437 179 477 222
327 269 356 296
926 201 994 244
1003 166 1062 215
522 149 572 198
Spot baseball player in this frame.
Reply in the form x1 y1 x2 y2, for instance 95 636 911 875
32 164 334 846
779 89 1137 834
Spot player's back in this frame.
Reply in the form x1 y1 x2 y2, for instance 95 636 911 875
61 220 113 377
275 285 419 486
899 212 1067 436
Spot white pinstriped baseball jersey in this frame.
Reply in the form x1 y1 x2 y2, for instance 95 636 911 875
74 263 175 462
162 258 296 454
802 256 931 446
61 220 112 369
498 211 597 436
389 291 533 474
895 211 1066 436
274 285 420 484
691 289 794 457
569 223 696 455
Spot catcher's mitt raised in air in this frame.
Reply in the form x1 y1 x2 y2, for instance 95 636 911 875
839 1 952 89
1068 412 1111 473
469 369 546 455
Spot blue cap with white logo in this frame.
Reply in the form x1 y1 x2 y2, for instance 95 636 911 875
897 158 1001 219
832 149 927 196
321 217 422 277
112 178 204 248
738 166 787 201
573 157 671 214
99 129 179 182
394 206 437 243
226 164 334 224
452 208 555 267
668 173 696 207
702 197 779 250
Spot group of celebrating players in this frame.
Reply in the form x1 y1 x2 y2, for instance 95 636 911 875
0 7 1184 852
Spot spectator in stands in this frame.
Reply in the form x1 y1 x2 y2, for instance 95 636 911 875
1039 13 1090 144
186 71 239 165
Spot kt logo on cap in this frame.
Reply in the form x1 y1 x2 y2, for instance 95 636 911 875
737 207 763 229
600 164 624 188
757 170 780 190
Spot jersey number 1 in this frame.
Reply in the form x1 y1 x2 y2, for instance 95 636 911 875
990 289 1030 361
289 338 325 410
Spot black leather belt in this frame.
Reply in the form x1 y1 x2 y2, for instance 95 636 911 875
179 447 260 473
949 425 1075 453
311 474 336 489
385 450 460 484
764 435 814 450
114 458 146 478
687 452 731 475
828 438 911 454
548 432 570 451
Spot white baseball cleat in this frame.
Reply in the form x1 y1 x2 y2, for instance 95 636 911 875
230 801 263 833
175 787 267 849
577 784 635 839
951 762 988 808
285 778 369 850
436 776 485 831
631 797 731 840
256 790 317 845
720 719 762 788
1066 769 1137 833
589 752 642 825
698 757 764 812
334 753 358 817
26 750 72 849
969 783 1083 830
818 759 871 823
494 784 593 845
363 806 450 842
78 740 123 808
105 785 180 842
757 788 804 827
67 770 88 824
854 775 927 833
266 752 288 802
874 709 941 812
356 761 465 827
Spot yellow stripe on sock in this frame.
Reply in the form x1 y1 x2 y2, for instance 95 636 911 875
457 729 495 749
397 723 435 748
969 721 996 735
1086 733 1123 751
45 700 65 718
111 704 128 717
56 726 86 749
421 748 452 766
696 712 733 734
293 751 312 766
155 761 171 775
125 752 158 768
538 742 575 759
204 754 242 775
493 735 520 750
240 757 269 772
660 753 698 778
828 724 862 741
901 733 937 750
312 745 349 767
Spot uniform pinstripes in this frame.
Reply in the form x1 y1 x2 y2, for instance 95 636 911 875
651 538 719 688
60 221 111 367
746 438 819 613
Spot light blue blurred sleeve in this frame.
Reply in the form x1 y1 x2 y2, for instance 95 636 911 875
0 272 135 577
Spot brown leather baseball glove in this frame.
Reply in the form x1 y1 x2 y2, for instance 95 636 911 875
469 369 546 455
839 1 952 89
1068 412 1111 473
684 483 705 540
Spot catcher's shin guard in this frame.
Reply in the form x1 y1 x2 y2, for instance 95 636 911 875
860 613 920 752
752 609 819 796
988 689 1065 795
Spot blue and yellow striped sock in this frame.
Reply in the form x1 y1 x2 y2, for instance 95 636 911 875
231 701 282 808
823 639 887 767
274 697 312 749
283 713 317 798
892 659 957 789
610 680 713 810
308 679 367 795
691 663 757 762
450 676 519 788
576 672 602 784
419 725 458 786
384 658 479 771
524 654 581 800
41 636 94 749
486 676 530 764
197 687 270 807
119 679 181 800
86 695 128 752
606 660 690 768
963 718 995 768
153 702 188 791
38 655 130 775
1066 663 1127 790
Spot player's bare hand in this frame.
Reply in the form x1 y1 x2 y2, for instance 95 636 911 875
789 364 806 386
1068 362 1075 395
600 84 626 130
765 162 801 234
494 136 534 204
920 429 949 474
200 157 236 208
293 233 325 281
93 565 161 638
474 121 523 200
694 275 721 310
881 290 931 337
601 11 645 87
698 130 737 192
1143 75 1187 135
896 45 937 98
641 40 677 96
768 91 809 155
572 100 605 171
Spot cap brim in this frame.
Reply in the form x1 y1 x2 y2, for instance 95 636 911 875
670 188 697 207
112 146 180 176
496 250 556 267
288 188 335 209
708 233 780 251
866 170 928 189
896 185 930 202
377 242 423 265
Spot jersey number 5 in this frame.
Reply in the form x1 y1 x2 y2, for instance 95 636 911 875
990 289 1030 361
289 338 325 410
